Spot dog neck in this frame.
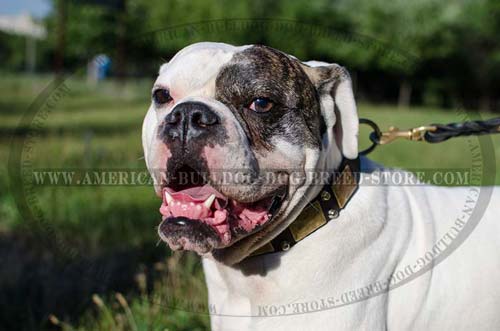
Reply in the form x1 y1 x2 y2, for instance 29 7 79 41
247 157 360 257
209 156 360 265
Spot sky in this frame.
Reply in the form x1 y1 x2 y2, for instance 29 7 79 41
0 0 52 18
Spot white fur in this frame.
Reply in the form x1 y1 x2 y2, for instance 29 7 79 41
333 78 359 159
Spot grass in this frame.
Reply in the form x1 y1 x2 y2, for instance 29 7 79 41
0 74 499 331
48 253 210 331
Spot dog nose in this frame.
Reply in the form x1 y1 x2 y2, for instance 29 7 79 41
162 101 220 143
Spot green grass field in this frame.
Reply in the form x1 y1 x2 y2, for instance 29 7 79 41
1 74 499 331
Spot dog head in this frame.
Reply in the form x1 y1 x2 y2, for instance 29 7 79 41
142 42 358 264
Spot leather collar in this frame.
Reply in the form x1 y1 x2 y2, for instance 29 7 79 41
250 157 360 257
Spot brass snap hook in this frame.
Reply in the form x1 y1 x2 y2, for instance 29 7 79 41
379 125 437 144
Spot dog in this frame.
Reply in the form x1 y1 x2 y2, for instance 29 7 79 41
142 42 500 330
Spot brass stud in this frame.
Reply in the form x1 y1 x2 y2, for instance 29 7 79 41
328 209 339 220
320 190 331 201
281 241 291 251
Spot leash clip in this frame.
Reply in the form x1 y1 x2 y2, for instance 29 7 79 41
379 125 437 145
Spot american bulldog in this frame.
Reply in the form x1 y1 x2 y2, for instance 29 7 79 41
142 42 500 330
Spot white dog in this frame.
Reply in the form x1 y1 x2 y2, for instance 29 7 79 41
142 42 500 330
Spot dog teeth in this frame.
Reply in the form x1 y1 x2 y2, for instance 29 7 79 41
204 194 216 208
164 191 173 204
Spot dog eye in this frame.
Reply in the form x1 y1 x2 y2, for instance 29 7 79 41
249 97 274 113
153 88 172 105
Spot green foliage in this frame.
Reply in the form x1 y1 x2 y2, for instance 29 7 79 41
49 253 210 331
1 0 500 109
0 32 27 71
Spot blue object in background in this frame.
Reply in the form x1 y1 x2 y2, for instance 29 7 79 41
94 54 111 80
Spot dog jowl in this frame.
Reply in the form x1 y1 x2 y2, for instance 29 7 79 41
142 42 358 264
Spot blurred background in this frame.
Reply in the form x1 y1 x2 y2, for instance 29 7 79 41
1 0 499 330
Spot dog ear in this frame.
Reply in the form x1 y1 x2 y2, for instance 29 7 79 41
302 61 358 160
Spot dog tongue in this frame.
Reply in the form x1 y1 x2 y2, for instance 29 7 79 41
161 185 229 221
160 185 231 243
165 185 227 206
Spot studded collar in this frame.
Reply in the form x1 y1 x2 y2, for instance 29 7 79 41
249 157 360 257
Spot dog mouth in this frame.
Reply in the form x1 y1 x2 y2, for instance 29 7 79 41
157 166 287 253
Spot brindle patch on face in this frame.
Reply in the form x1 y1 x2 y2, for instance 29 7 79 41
303 63 351 94
214 45 323 152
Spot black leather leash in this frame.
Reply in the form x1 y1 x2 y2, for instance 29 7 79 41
359 117 500 155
